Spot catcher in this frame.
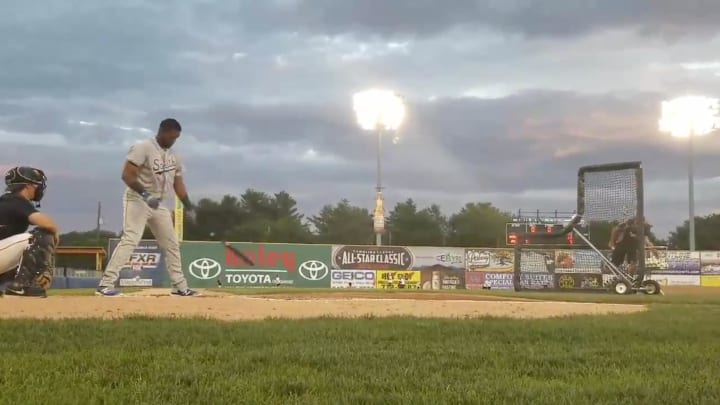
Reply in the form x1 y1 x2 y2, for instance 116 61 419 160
0 166 60 297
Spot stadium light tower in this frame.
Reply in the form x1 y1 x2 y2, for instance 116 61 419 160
353 89 406 246
658 95 720 251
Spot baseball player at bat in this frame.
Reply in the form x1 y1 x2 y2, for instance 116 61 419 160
96 118 199 297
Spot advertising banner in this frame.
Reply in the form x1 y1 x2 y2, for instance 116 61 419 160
650 251 700 275
464 248 513 272
554 273 604 290
376 270 421 289
700 251 720 275
520 272 554 290
332 245 413 270
107 238 166 287
409 247 465 271
181 242 332 288
330 270 376 288
419 269 466 290
701 275 720 287
554 249 603 274
480 272 514 290
648 274 701 286
465 271 485 289
464 272 514 290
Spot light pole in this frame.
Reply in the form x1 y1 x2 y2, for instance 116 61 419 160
353 89 406 246
658 95 720 251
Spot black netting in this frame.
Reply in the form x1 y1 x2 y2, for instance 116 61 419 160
518 250 555 289
519 250 555 273
581 168 638 222
554 249 603 274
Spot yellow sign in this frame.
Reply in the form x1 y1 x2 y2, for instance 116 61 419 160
701 275 720 287
557 274 575 289
376 270 421 289
174 196 184 242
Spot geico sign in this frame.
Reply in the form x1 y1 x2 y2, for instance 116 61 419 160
332 270 376 281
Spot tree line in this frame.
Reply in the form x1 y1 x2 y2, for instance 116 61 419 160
58 188 715 251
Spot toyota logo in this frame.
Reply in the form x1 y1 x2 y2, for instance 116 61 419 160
188 258 222 280
298 260 329 281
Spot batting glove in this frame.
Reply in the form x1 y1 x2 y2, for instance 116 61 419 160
141 191 161 209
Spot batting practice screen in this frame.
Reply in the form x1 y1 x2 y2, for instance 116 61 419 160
513 161 645 292
577 162 643 224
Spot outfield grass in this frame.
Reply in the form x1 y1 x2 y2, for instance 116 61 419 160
1 298 719 404
211 286 720 305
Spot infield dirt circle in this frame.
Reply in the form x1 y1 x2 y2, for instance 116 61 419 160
0 289 648 321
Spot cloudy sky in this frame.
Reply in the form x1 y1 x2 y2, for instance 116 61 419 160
3 0 720 240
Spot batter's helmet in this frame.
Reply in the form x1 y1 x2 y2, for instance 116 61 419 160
5 166 47 202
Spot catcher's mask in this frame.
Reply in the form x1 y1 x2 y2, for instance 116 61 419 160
5 166 47 203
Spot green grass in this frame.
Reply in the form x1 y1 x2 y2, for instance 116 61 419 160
1 300 720 404
210 286 720 305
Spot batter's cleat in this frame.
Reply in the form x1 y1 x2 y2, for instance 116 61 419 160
95 286 123 297
4 284 47 298
171 288 201 297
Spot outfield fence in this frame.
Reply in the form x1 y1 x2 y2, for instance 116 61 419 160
47 239 720 290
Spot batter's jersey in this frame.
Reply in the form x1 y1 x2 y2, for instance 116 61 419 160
125 138 184 201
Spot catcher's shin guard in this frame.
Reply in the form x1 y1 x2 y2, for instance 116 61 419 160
13 228 56 289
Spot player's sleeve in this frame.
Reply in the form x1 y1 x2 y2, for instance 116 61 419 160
16 199 38 220
126 142 147 167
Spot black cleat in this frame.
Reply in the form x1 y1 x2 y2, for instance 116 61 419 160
4 285 47 298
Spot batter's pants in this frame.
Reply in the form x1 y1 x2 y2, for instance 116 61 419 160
98 194 188 290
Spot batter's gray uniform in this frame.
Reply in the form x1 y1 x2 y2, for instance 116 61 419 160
98 138 189 290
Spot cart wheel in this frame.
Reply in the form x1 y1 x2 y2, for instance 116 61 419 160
611 279 632 295
641 279 662 295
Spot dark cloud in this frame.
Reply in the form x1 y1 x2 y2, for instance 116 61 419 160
2 1 720 240
209 0 720 39
3 89 720 238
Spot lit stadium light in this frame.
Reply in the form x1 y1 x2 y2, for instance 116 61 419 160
352 89 407 246
658 95 720 251
658 96 720 138
352 89 406 131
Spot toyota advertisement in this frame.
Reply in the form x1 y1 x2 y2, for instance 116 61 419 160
181 242 332 288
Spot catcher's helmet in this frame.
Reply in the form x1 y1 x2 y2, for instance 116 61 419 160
5 166 47 202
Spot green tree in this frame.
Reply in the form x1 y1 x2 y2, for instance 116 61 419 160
235 190 312 243
185 190 312 243
387 199 446 246
184 194 249 241
668 214 720 250
59 229 119 247
447 202 512 247
310 199 373 244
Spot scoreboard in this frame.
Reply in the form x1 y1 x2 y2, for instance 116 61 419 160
505 222 590 246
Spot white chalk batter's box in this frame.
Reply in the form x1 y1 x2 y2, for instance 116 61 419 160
331 270 376 288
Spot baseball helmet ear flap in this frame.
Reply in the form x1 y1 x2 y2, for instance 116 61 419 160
5 166 48 202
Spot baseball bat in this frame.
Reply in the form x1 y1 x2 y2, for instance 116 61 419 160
222 241 255 265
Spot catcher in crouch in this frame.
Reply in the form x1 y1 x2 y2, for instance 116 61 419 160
0 166 60 297
608 217 657 277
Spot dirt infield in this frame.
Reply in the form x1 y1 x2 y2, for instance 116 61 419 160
0 289 647 321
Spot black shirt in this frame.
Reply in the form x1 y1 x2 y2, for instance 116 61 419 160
0 193 38 240
616 222 639 248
